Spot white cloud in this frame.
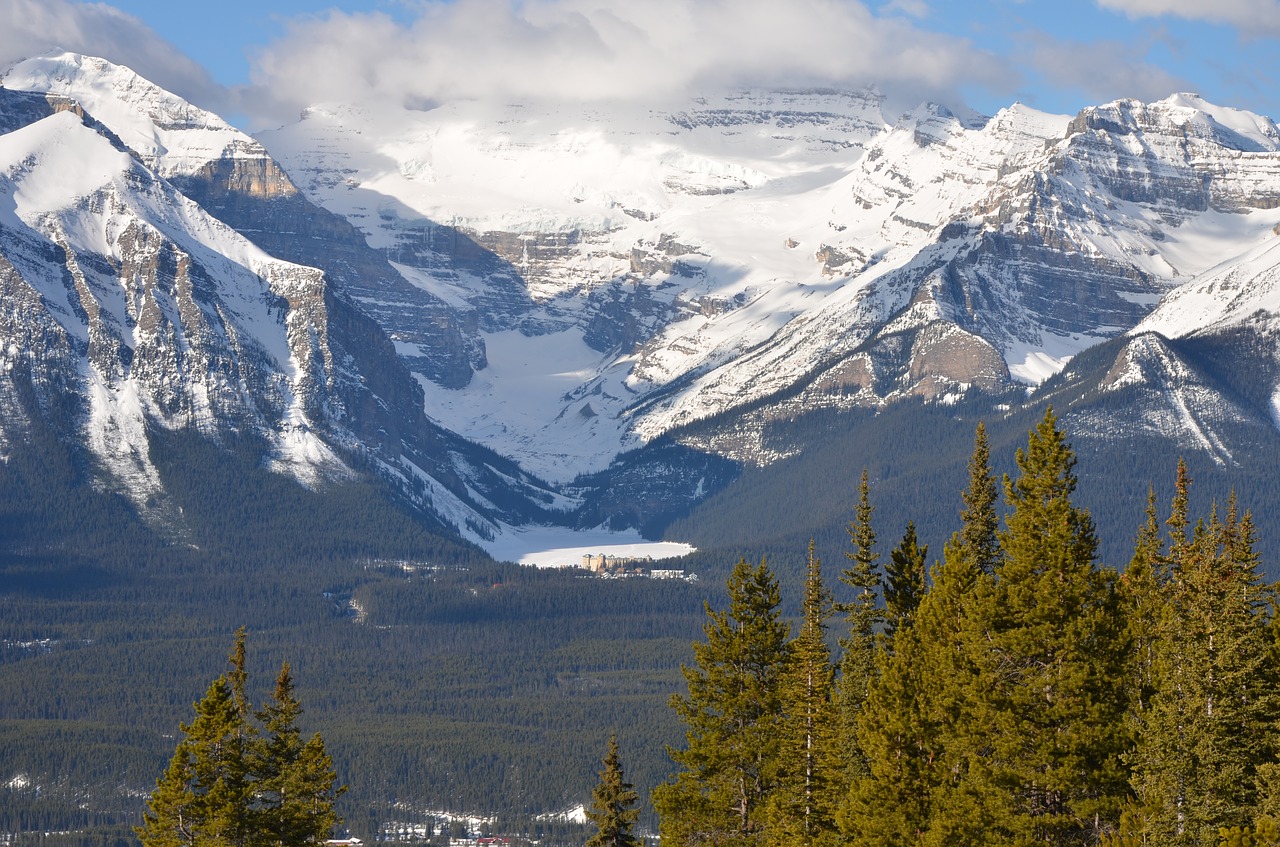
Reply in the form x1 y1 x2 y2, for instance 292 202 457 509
1096 0 1280 37
0 0 227 112
1020 34 1193 107
882 0 930 17
241 0 1013 125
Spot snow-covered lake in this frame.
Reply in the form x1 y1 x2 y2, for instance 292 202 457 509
481 525 696 568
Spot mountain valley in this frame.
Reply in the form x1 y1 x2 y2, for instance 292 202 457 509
6 48 1280 840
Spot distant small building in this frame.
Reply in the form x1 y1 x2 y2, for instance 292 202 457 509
581 553 663 575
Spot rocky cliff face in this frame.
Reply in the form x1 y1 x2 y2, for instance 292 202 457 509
0 59 559 543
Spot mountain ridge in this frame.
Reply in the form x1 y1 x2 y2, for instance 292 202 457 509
4 50 1280 552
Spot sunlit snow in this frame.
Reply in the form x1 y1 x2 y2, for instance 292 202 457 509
481 525 695 568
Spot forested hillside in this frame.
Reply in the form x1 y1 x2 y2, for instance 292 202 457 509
6 410 1280 847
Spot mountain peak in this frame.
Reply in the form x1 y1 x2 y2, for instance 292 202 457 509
3 51 221 127
1070 91 1280 152
1 51 267 179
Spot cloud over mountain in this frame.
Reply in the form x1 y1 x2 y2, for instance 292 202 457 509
242 0 1011 123
0 0 227 113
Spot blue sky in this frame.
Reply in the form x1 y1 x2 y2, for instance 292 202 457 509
2 0 1278 127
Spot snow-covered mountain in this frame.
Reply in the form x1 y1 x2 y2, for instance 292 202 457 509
255 82 1280 483
5 50 1280 547
0 53 562 545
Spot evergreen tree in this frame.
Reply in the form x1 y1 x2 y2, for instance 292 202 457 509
585 734 640 847
847 425 997 847
654 558 791 846
1123 487 1166 715
960 421 1001 576
846 617 938 847
883 522 928 641
769 543 841 847
137 675 253 847
253 663 344 847
1132 490 1280 846
950 407 1131 845
229 626 250 720
838 470 882 783
137 634 342 847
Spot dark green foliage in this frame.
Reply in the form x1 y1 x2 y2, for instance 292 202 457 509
846 413 1134 847
845 423 998 847
136 674 252 847
769 544 842 847
1130 483 1280 846
135 634 342 847
882 522 927 640
959 421 1001 575
15 382 1280 847
1121 487 1165 717
252 663 344 847
837 470 881 783
585 735 640 847
653 558 791 846
0 417 709 838
954 408 1131 845
845 614 936 847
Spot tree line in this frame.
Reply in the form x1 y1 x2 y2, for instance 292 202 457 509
649 409 1280 847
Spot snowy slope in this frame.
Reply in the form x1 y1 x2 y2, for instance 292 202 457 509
259 90 1280 481
1137 235 1280 340
8 51 1280 538
3 52 286 184
0 62 561 542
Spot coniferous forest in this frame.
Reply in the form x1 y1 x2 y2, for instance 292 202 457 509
7 409 1280 847
653 410 1280 847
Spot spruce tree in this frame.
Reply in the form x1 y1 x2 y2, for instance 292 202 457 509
769 543 841 847
951 408 1131 845
585 734 640 847
960 421 1000 576
883 522 928 641
138 633 343 847
1123 487 1166 714
838 469 881 783
137 674 253 847
846 617 938 847
253 663 344 847
1133 491 1280 846
654 557 791 846
847 424 996 847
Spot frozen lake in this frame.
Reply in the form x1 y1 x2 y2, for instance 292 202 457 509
482 525 696 568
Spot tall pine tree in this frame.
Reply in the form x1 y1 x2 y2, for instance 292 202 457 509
137 633 343 847
769 543 842 847
654 558 791 846
949 408 1131 845
838 469 882 784
585 734 640 847
883 522 928 642
138 645 255 847
846 424 996 847
1132 487 1280 846
252 663 344 847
